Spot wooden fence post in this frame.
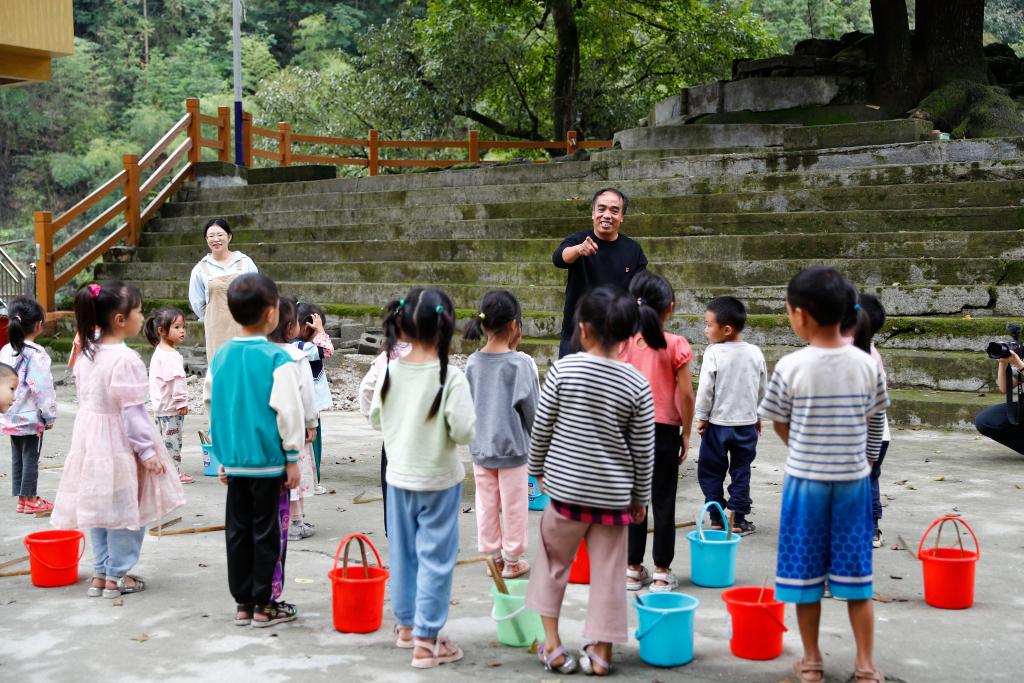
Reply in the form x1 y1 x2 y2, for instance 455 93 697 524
368 129 379 177
468 130 479 163
123 154 141 245
241 111 253 167
566 130 578 156
185 98 201 177
217 106 231 163
33 212 55 312
279 122 292 167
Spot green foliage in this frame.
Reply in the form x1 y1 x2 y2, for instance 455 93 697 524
747 0 873 52
132 39 227 111
985 0 1024 55
242 36 281 95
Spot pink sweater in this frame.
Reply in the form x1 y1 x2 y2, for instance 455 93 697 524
148 346 188 416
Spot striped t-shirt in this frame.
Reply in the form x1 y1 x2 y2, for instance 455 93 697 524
758 345 889 481
528 353 655 509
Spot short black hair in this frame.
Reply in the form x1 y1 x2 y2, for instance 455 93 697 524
591 187 629 215
227 273 279 326
786 266 854 327
204 217 232 238
573 286 639 351
859 293 886 335
706 296 747 332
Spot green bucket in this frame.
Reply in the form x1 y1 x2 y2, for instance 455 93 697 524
490 579 545 647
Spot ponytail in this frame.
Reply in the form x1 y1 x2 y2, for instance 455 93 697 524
143 317 160 347
143 305 186 347
428 299 455 420
463 290 521 342
628 271 673 350
845 282 872 354
379 294 413 405
6 297 45 355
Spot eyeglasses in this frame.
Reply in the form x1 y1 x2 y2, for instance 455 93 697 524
206 232 228 240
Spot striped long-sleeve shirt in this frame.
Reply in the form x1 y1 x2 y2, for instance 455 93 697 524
528 353 655 508
758 345 889 481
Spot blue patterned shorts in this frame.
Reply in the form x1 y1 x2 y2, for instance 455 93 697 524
775 474 873 603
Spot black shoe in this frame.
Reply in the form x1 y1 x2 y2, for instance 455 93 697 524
732 518 756 536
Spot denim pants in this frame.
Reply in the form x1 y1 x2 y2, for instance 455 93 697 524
11 434 41 497
870 441 890 523
697 423 759 517
975 402 1024 455
90 527 146 578
386 483 461 639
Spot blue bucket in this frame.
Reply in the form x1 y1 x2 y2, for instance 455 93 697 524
527 475 549 511
201 443 220 477
633 592 700 667
686 501 741 588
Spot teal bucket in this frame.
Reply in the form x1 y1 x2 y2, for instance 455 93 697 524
490 579 545 647
633 592 700 667
687 501 741 588
527 475 549 511
201 443 220 477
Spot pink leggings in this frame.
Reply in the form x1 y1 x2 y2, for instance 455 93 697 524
525 506 628 643
473 464 528 561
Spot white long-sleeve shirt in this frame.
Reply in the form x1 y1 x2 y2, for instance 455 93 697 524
695 341 768 426
188 252 258 321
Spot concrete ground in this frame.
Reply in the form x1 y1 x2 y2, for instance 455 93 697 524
1 385 1022 682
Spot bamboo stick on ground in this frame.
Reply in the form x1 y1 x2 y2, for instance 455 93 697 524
147 517 183 535
0 555 29 571
153 524 225 536
0 569 31 578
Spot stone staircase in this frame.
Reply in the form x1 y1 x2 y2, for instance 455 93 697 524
93 129 1024 429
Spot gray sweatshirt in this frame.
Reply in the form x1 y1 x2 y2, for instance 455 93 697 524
695 341 768 426
465 351 540 468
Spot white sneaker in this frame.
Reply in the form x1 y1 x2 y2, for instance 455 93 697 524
314 485 327 495
288 521 315 540
649 570 678 592
626 565 651 591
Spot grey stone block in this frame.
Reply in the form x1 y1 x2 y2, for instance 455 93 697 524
194 161 247 189
783 119 935 150
613 123 795 150
723 76 841 112
246 165 337 185
683 82 723 117
651 93 683 126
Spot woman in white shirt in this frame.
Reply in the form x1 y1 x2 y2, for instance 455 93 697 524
188 218 259 362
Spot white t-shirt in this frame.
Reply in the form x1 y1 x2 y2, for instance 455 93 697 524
758 345 889 481
695 341 767 426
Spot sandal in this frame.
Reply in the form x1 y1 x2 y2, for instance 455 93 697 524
538 642 578 674
579 642 611 676
625 565 651 591
485 556 505 578
234 604 254 626
394 624 414 649
649 570 678 593
252 601 298 628
103 575 146 598
179 473 195 484
16 501 25 513
855 669 886 682
23 498 54 513
501 559 530 579
792 658 825 683
410 636 463 669
87 575 106 598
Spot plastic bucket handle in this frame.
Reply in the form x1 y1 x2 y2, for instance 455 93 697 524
634 610 670 641
491 602 528 622
333 533 385 579
23 533 86 572
697 500 729 542
917 516 980 561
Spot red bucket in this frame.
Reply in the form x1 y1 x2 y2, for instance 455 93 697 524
569 539 590 585
918 516 979 610
328 533 389 633
722 585 788 660
24 530 85 587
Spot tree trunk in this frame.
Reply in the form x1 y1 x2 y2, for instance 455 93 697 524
914 0 988 88
549 0 579 151
870 0 918 114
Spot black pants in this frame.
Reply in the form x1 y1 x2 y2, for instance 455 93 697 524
226 476 283 607
697 423 758 517
381 445 389 537
10 434 41 497
628 424 681 568
975 402 1024 455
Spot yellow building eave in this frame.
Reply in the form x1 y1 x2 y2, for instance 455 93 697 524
0 0 74 86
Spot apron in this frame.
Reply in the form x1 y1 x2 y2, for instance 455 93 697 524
202 260 245 363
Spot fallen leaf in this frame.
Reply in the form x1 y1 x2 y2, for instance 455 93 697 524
132 633 149 642
934 476 945 482
295 578 315 584
906 484 917 490
198 563 208 568
112 598 124 607
462 506 473 513
487 661 502 668
894 480 908 486
890 575 903 580
329 489 336 494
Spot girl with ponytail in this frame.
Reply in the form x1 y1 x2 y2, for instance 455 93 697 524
618 270 695 593
1 296 57 513
144 306 192 484
369 287 475 668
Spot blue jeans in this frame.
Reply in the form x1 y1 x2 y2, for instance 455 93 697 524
11 434 41 497
870 441 890 523
386 483 461 639
697 423 759 516
90 527 146 578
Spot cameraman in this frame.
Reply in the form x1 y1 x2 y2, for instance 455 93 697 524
975 350 1024 455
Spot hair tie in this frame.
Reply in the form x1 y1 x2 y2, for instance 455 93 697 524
854 303 861 311
478 312 485 319
13 315 21 322
636 297 645 306
435 305 444 314
87 284 101 298
398 299 405 307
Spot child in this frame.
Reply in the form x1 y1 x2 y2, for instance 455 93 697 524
208 273 305 627
268 296 319 541
1 297 58 513
370 288 474 669
293 302 334 488
144 306 192 484
526 286 655 675
51 281 185 598
618 271 694 591
758 267 888 683
694 295 767 536
856 294 890 549
358 332 411 537
463 290 539 579
0 363 18 412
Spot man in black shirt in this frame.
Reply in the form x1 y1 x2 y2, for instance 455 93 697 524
553 187 648 358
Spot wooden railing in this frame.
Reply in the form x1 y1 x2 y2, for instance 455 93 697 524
34 96 612 310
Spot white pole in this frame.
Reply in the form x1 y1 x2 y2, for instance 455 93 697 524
232 0 244 165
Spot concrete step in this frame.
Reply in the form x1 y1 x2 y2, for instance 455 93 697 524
158 178 1024 222
611 123 796 151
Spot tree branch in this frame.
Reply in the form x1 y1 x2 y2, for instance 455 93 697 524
502 58 540 137
461 109 542 140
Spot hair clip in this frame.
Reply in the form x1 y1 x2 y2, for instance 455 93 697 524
435 305 444 314
636 297 645 306
478 312 486 319
854 303 862 311
398 299 405 308
87 283 101 298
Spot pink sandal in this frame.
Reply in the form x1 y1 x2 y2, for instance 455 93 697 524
580 642 612 675
23 498 54 513
410 636 463 669
179 473 195 484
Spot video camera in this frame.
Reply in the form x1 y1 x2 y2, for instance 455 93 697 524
989 323 1024 427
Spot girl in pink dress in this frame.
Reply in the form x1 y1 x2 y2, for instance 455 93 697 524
51 281 186 598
